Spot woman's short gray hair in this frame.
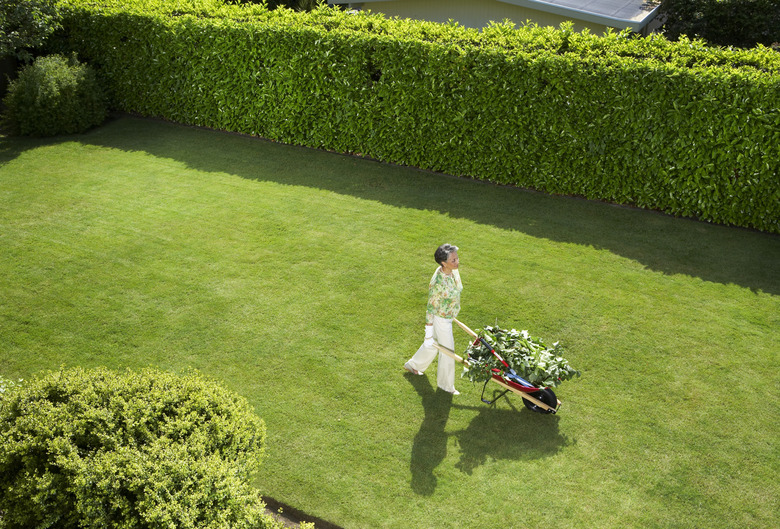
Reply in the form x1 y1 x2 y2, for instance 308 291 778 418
434 243 459 265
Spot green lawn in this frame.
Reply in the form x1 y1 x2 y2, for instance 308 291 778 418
1 116 778 529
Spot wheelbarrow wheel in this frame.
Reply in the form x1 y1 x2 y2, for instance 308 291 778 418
523 388 557 414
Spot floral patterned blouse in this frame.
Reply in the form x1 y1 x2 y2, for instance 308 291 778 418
426 267 463 324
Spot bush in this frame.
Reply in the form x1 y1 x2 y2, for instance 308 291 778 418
0 374 23 402
0 367 276 529
2 53 107 136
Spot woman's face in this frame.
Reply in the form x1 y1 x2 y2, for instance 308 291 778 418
443 251 459 270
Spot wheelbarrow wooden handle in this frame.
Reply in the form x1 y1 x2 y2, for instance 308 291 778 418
432 342 557 412
432 341 467 365
453 318 478 339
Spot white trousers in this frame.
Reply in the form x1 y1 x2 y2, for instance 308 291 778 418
406 316 456 392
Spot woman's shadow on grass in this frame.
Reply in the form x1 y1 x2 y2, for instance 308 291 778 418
407 373 453 496
406 374 568 496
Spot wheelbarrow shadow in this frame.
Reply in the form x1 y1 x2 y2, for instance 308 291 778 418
407 375 571 495
450 393 570 475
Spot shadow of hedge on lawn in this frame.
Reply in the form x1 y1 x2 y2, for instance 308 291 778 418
69 115 780 296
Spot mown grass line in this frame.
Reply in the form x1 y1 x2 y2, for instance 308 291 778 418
1 116 777 529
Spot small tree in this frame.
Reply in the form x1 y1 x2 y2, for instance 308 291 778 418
659 0 780 49
0 0 61 63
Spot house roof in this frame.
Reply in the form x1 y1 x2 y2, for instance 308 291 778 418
329 0 660 31
498 0 659 30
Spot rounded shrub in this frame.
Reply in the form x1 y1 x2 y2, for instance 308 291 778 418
0 367 274 529
2 53 107 136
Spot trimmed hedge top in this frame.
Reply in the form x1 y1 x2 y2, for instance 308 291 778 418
58 0 780 73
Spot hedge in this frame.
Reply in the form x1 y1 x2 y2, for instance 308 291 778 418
0 367 280 529
50 0 780 233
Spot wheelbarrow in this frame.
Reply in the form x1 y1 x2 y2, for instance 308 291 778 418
432 319 562 414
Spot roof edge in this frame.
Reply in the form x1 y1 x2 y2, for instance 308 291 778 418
497 0 660 30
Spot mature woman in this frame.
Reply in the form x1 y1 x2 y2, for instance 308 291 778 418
404 243 463 395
